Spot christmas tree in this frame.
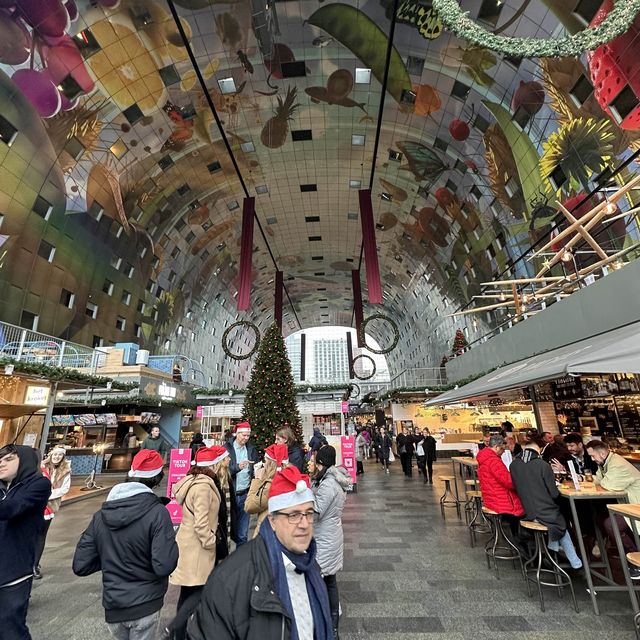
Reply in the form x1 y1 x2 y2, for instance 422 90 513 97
451 329 468 355
242 322 303 453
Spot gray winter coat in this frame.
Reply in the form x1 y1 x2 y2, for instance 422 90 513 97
312 466 351 576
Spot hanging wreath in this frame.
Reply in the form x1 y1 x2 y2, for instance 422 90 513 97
349 383 361 399
352 355 376 380
222 321 261 360
359 314 400 355
432 0 640 59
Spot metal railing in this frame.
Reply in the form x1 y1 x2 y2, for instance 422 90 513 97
0 321 104 372
386 367 447 390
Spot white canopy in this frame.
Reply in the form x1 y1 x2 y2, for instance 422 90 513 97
427 322 640 406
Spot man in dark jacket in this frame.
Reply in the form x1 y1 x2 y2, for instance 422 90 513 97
396 428 414 477
308 427 328 453
510 442 582 569
377 427 392 474
73 450 178 639
0 444 51 640
188 465 333 640
225 422 259 546
563 433 598 475
140 425 169 461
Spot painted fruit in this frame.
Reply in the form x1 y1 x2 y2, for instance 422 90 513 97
587 0 640 130
511 80 545 117
449 118 470 141
18 0 69 41
435 187 455 209
45 35 95 96
87 19 165 113
0 12 30 64
264 43 295 79
12 68 61 117
413 84 441 116
326 69 353 101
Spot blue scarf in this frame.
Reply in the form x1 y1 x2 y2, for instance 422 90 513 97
259 519 333 640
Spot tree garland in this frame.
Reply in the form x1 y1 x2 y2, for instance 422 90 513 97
222 321 261 360
432 0 640 58
358 314 400 355
351 354 376 380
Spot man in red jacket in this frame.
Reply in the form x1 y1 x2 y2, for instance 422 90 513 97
477 435 525 543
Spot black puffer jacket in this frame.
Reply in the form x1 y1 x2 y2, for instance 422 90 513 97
188 536 291 640
72 482 178 623
0 446 51 586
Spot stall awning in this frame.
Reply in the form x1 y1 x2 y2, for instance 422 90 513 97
0 404 47 419
427 322 640 406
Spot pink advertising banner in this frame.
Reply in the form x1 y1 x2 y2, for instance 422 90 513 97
341 401 349 414
196 405 203 418
340 435 357 485
166 448 192 525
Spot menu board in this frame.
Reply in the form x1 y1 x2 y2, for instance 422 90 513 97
552 376 583 400
615 396 640 441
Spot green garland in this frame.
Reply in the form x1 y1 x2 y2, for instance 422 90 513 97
0 357 137 390
358 314 399 355
433 0 640 58
222 321 261 360
194 383 354 396
56 394 198 409
351 354 376 380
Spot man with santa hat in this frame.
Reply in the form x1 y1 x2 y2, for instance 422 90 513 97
188 464 333 640
225 421 259 546
73 450 178 640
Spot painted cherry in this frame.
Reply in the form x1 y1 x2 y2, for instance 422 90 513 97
449 118 470 141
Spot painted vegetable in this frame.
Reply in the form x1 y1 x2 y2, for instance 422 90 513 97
587 0 640 130
260 86 298 149
482 100 545 217
511 80 545 117
12 68 61 118
307 3 411 103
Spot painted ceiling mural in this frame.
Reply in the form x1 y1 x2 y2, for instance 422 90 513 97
0 0 639 382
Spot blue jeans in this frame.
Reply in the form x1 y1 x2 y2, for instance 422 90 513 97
235 492 249 546
107 611 160 640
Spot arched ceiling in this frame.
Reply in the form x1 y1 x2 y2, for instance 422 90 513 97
0 0 639 382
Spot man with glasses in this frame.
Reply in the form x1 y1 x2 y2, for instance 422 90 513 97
188 465 333 640
0 444 51 639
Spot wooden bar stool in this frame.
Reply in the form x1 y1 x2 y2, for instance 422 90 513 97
520 520 578 613
463 479 480 523
438 475 461 519
467 491 491 547
482 507 524 579
627 552 640 639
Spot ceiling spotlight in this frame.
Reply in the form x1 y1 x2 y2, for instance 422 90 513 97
561 248 573 262
605 199 617 215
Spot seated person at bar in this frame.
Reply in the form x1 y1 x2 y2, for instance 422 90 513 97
586 439 640 576
510 439 582 569
564 433 598 475
477 435 525 542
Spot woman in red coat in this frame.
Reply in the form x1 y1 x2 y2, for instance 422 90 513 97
477 435 524 538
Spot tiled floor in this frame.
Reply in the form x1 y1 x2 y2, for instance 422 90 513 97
29 459 638 639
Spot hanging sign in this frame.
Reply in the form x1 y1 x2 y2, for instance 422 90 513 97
25 385 50 406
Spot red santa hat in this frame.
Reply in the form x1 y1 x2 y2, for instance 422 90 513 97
129 450 164 478
268 465 315 513
193 445 229 467
264 443 289 469
235 421 251 434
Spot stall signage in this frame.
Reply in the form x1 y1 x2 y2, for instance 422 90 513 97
196 405 203 418
158 382 177 400
24 385 50 406
166 448 192 525
340 435 357 486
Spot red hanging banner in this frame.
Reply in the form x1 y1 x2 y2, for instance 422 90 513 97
358 189 382 304
274 270 283 330
237 197 255 311
351 270 365 347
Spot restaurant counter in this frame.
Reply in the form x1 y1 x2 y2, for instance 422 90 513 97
65 448 104 476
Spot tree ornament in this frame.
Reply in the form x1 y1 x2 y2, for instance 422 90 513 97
432 0 640 59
